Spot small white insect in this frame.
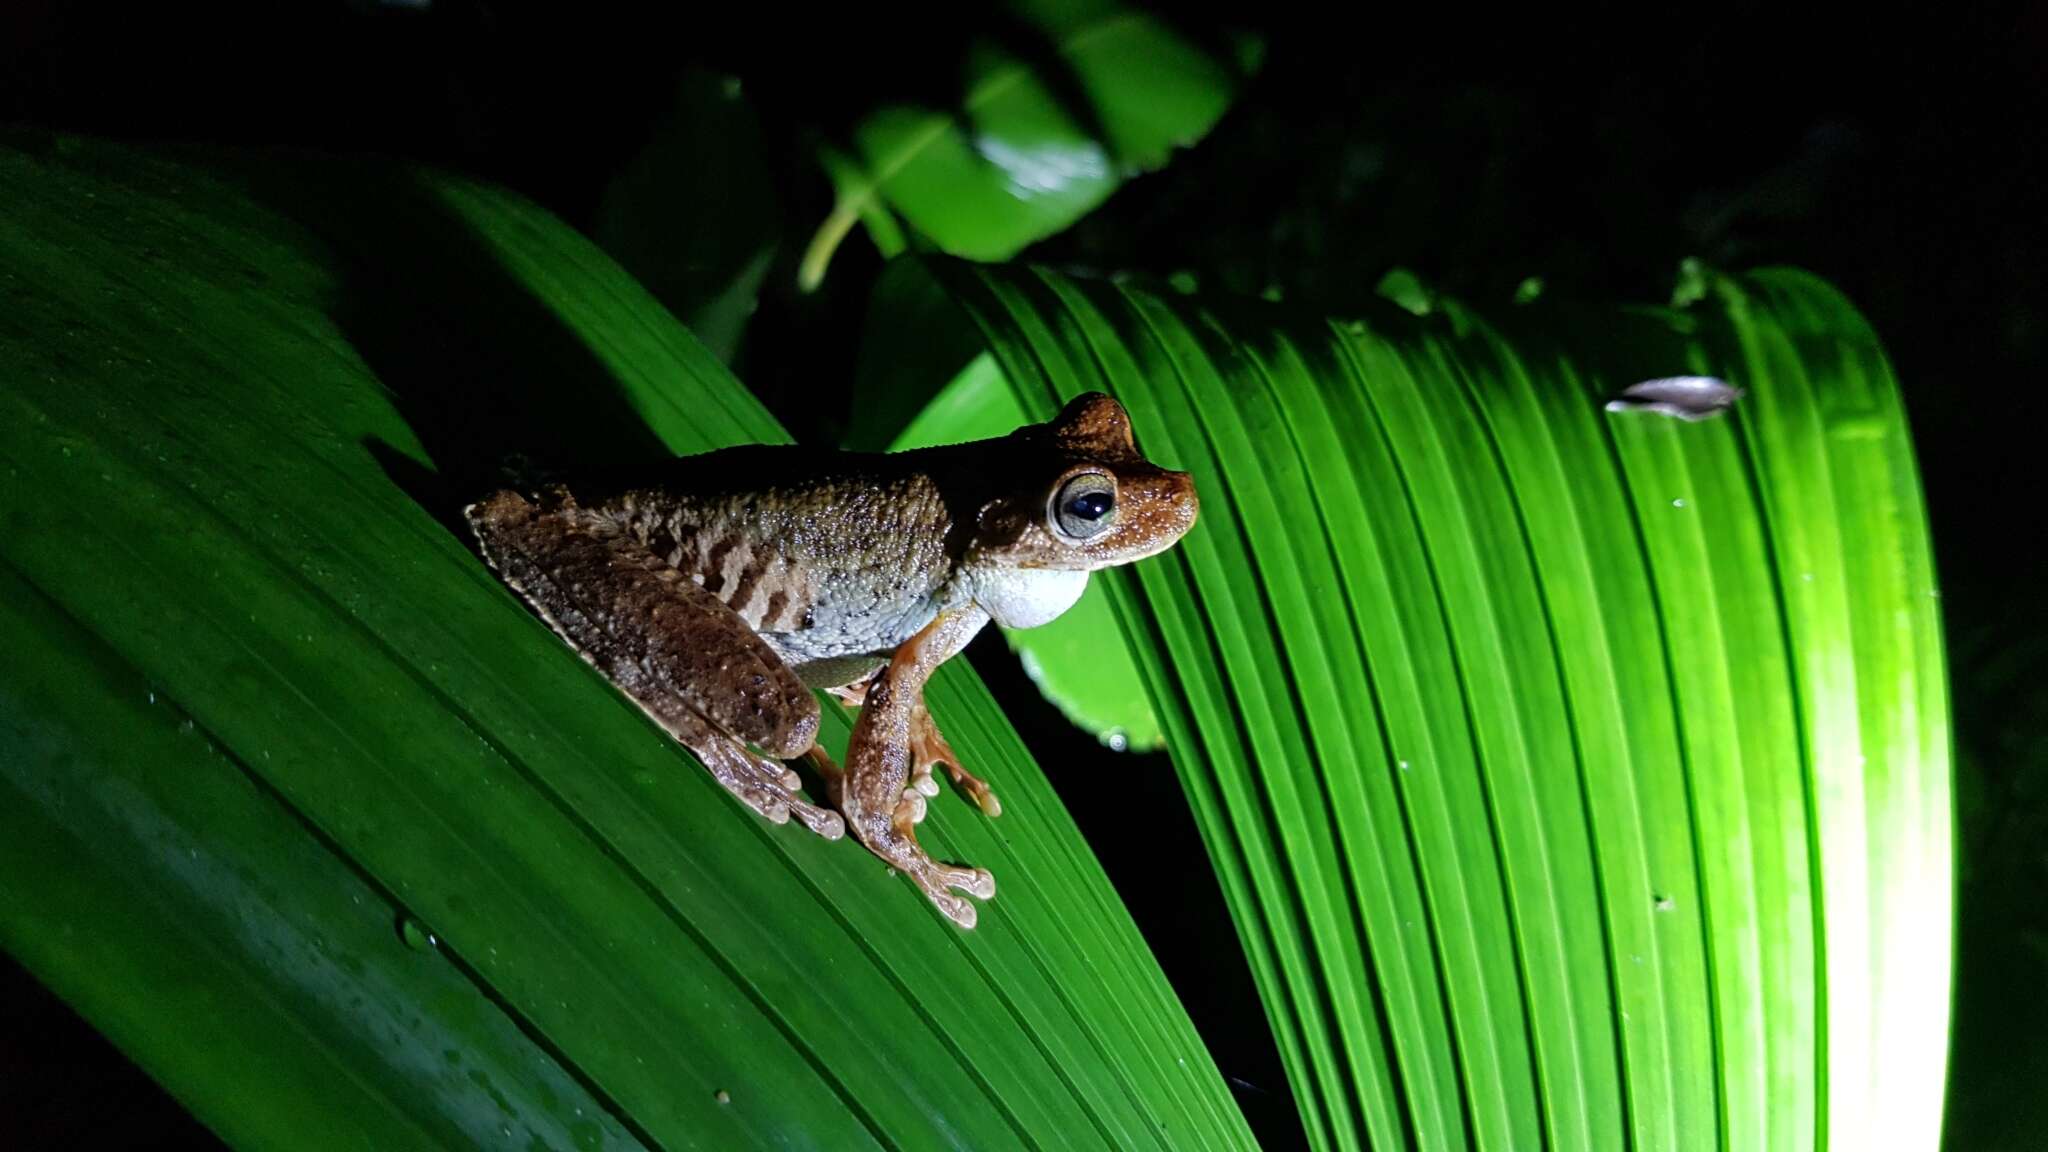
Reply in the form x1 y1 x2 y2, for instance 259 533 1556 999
1604 376 1744 422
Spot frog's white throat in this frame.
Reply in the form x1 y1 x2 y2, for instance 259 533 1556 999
965 566 1090 630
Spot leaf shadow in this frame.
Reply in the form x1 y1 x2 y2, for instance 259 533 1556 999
207 150 679 544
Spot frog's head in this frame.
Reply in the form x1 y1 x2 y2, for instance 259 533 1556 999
970 392 1199 572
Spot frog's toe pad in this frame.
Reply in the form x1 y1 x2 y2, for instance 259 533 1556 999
693 732 843 841
917 869 994 928
793 802 846 840
932 893 978 930
924 861 994 899
902 858 995 928
759 786 842 840
958 866 996 900
897 788 929 826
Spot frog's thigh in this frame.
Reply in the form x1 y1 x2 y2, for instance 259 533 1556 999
468 491 822 759
469 494 842 838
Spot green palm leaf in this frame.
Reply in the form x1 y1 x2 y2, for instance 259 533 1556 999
900 261 1951 1150
0 136 1259 1152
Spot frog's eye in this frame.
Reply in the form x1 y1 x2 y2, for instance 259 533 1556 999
1051 473 1118 539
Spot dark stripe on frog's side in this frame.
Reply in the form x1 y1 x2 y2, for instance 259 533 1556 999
726 552 771 620
569 446 981 647
702 536 738 595
644 524 681 566
620 506 803 632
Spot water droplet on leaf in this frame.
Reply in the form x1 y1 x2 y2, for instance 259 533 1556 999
398 915 439 952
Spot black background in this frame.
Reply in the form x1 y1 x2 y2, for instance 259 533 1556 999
5 2 2043 1148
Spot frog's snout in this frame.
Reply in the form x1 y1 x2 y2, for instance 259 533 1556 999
1150 464 1198 518
1168 468 1199 528
1115 465 1200 558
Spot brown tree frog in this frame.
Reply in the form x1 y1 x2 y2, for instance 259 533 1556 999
464 392 1198 928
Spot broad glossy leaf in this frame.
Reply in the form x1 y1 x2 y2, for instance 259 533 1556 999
0 136 1259 1152
797 0 1257 290
923 260 1951 1151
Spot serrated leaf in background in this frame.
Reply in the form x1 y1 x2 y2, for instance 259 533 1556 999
798 0 1258 290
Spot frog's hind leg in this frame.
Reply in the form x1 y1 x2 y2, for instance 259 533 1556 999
817 681 996 818
465 490 843 840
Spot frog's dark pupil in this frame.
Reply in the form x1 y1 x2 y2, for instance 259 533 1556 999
1067 491 1113 520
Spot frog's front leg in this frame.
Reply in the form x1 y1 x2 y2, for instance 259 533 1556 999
907 701 1002 817
841 607 999 927
466 490 843 839
820 682 1001 818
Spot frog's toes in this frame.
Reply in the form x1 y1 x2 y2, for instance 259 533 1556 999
847 812 997 928
761 768 842 839
735 778 793 823
753 779 842 839
907 711 961 775
909 862 996 929
895 788 928 827
693 734 843 840
928 890 978 930
945 765 1002 819
788 798 846 840
951 865 996 901
907 710 1000 818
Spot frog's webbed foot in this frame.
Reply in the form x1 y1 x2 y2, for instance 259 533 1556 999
839 788 996 928
909 702 1001 818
